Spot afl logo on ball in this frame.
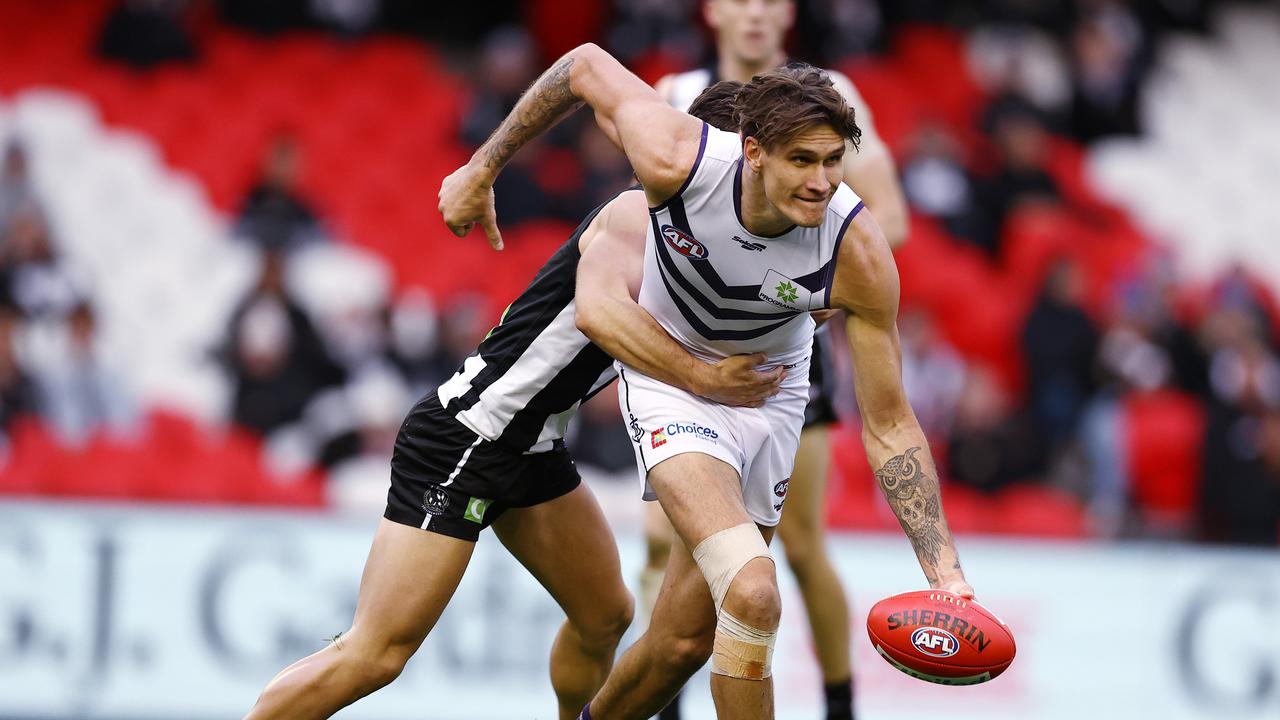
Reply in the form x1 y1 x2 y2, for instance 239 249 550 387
661 225 709 259
422 487 450 516
773 478 789 497
911 627 959 658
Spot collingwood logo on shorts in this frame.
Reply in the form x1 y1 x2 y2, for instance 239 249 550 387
629 413 644 442
422 486 450 516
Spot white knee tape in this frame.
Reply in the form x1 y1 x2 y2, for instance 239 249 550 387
711 610 777 679
691 523 772 612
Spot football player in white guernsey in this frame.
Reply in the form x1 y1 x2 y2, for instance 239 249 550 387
647 3 911 719
439 46 973 720
241 95 784 720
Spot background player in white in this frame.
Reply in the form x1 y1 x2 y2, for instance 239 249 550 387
439 44 972 720
645 3 911 718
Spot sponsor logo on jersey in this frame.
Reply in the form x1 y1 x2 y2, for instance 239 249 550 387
651 427 668 448
664 421 719 442
464 497 492 524
757 270 811 311
628 413 644 442
661 225 709 259
422 487 450 516
773 501 786 511
731 235 766 252
774 478 790 497
911 627 960 658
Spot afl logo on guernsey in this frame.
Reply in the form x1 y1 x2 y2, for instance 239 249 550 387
661 225 709 259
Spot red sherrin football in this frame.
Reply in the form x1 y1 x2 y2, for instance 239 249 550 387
866 590 1016 685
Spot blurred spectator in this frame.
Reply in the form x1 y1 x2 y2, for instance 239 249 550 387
310 0 380 36
797 0 883 62
424 294 494 383
972 97 1060 255
946 364 1041 493
561 124 634 220
900 123 984 241
0 310 38 438
460 27 566 225
0 211 82 318
0 140 42 238
384 289 443 396
967 24 1071 114
606 0 703 67
899 308 965 438
225 250 345 436
235 135 325 252
1068 6 1145 141
1022 258 1099 453
1199 333 1280 545
97 0 198 69
26 301 139 445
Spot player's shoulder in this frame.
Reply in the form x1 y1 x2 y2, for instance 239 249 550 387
825 183 865 225
701 125 742 164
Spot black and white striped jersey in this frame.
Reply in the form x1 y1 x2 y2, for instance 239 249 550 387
435 195 625 453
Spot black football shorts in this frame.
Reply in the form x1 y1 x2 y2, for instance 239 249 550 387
384 392 582 541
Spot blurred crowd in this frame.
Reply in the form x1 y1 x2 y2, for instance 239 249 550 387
2 0 1276 545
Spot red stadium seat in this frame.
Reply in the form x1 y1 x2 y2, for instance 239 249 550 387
1124 390 1205 524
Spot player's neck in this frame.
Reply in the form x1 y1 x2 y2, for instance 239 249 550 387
738 164 794 237
718 51 788 84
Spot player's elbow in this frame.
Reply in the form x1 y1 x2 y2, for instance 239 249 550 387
860 404 917 446
574 299 605 342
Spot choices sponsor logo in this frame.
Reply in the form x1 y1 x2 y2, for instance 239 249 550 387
650 427 668 448
774 478 790 497
911 627 960 658
663 421 719 443
661 225 709 259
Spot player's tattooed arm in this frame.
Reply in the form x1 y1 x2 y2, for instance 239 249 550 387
874 447 954 584
478 57 581 176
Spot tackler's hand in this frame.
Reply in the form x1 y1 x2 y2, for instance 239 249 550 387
438 163 504 251
695 353 785 408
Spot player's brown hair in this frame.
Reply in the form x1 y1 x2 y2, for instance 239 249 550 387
687 80 744 132
732 62 861 151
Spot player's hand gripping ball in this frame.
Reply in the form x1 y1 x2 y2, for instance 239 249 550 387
866 590 1015 685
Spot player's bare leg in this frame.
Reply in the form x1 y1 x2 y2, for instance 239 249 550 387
494 484 634 720
585 453 779 720
641 501 685 720
243 519 473 720
641 501 676 626
776 425 855 718
585 533 715 719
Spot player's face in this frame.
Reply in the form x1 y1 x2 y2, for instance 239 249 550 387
706 0 794 65
752 124 846 228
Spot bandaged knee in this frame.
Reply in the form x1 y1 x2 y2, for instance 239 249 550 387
692 523 777 680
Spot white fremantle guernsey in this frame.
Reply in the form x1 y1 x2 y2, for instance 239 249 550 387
638 123 864 377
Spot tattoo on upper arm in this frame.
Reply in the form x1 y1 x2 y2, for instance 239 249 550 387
875 447 947 570
482 57 581 173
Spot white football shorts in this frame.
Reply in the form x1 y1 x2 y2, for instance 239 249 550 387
615 360 810 526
